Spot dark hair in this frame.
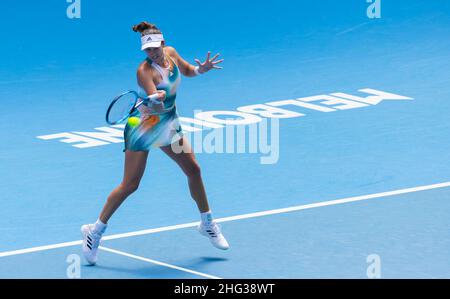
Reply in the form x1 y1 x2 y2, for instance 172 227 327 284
132 21 162 36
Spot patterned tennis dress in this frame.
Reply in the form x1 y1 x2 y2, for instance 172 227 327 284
123 55 183 152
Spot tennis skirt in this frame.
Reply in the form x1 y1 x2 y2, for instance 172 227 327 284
123 107 184 152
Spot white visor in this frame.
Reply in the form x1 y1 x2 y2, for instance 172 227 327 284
141 34 164 50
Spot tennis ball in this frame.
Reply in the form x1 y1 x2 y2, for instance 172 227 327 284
128 116 141 127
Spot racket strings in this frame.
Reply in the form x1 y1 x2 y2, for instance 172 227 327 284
106 92 137 124
106 91 176 125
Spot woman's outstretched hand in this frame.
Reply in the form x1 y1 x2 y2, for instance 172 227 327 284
194 51 224 74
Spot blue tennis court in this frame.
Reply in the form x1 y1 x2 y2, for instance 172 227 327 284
0 0 449 279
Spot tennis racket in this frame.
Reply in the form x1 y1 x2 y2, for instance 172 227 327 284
105 90 174 125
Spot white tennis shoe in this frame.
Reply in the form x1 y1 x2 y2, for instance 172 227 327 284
81 224 103 265
198 221 230 250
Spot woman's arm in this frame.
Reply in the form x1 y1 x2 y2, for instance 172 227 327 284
137 63 158 95
136 64 166 114
165 46 198 77
166 46 223 77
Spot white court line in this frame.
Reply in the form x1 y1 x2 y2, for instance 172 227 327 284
99 246 221 279
1 181 449 258
335 21 372 36
0 241 82 258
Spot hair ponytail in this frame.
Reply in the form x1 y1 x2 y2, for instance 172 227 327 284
132 21 162 36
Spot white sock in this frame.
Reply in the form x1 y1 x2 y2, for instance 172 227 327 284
93 219 107 235
201 210 213 225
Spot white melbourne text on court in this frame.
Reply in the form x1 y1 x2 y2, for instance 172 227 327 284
37 88 413 163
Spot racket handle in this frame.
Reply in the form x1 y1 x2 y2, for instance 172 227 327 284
135 93 160 108
135 98 146 108
147 93 160 103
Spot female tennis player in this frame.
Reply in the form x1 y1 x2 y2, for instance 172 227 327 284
81 21 229 265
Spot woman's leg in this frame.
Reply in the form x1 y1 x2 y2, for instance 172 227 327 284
99 150 149 223
160 137 210 213
81 150 149 265
161 137 229 250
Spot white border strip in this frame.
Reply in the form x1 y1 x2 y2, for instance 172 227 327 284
1 181 449 258
99 246 221 279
